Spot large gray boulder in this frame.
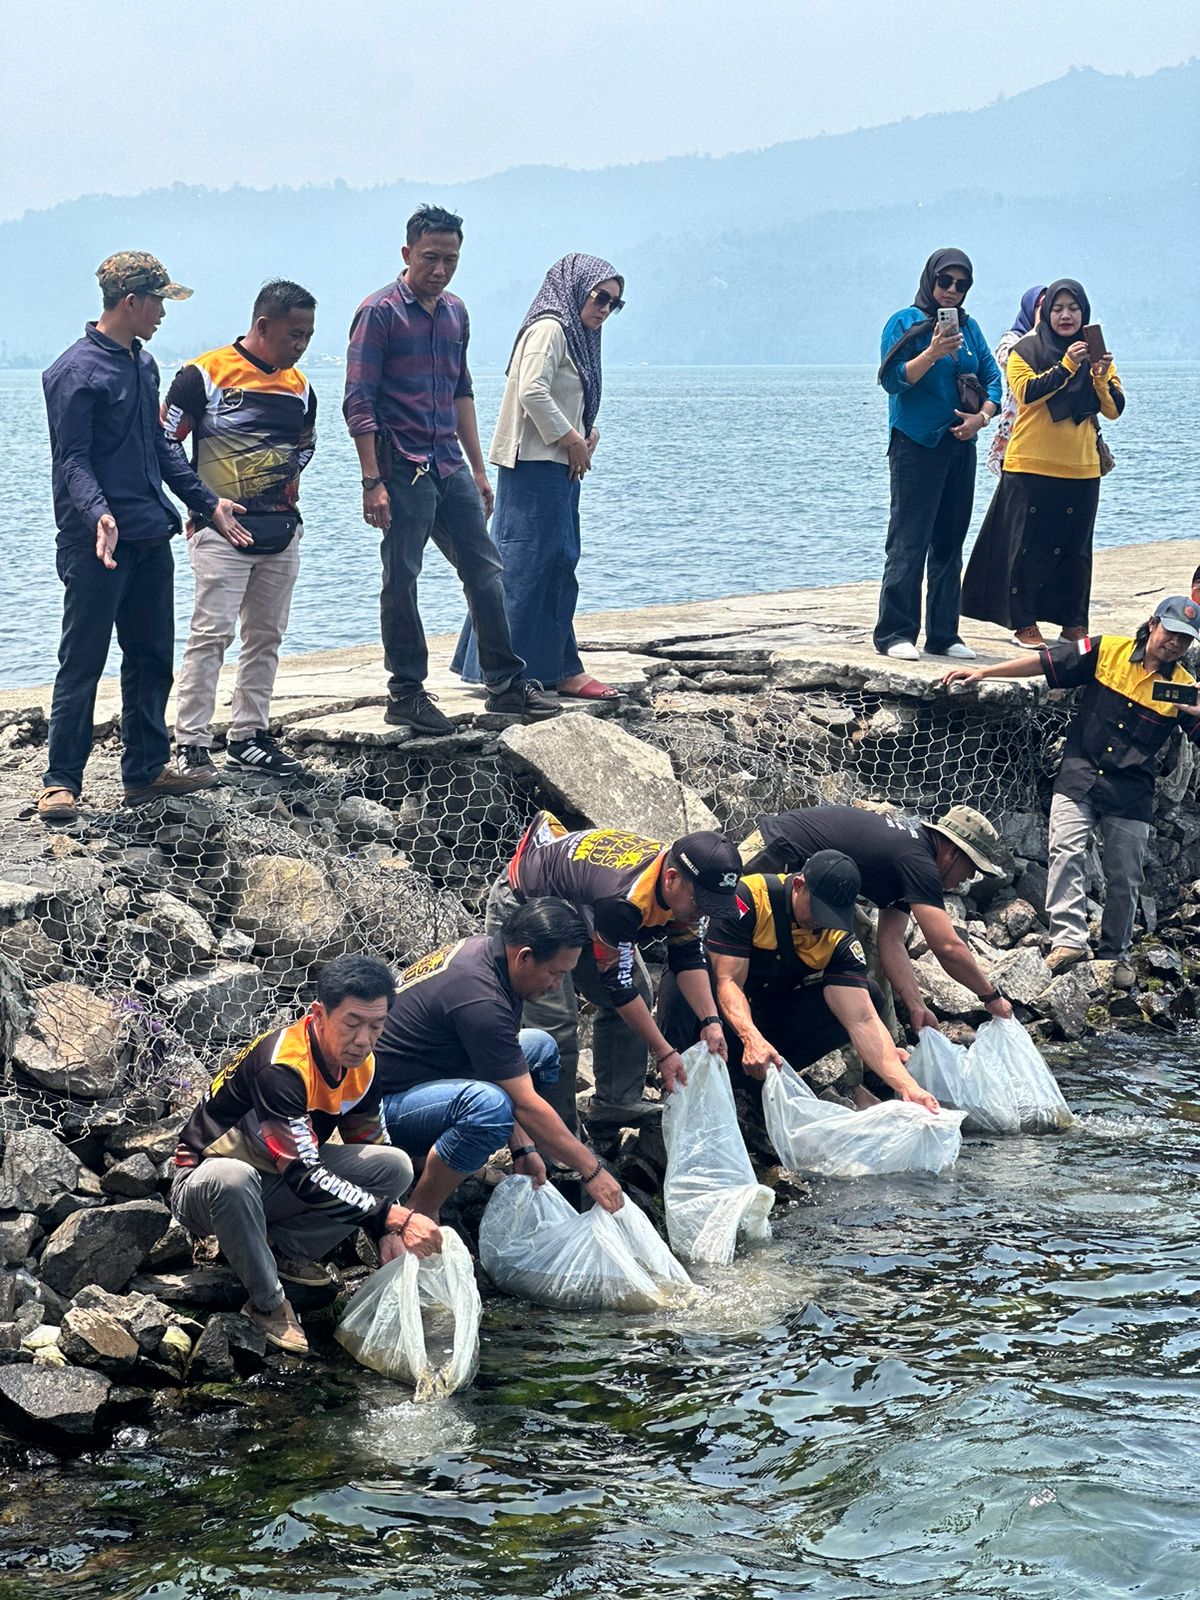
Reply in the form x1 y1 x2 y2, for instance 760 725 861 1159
232 854 347 958
0 1365 112 1445
993 947 1054 1009
134 891 218 970
0 919 64 982
39 1200 172 1297
100 1152 159 1199
0 1214 39 1268
0 1125 82 1215
912 955 982 1018
158 962 270 1045
71 1284 173 1355
11 981 134 1100
497 716 719 840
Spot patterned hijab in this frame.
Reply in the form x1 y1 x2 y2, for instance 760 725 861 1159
511 253 623 434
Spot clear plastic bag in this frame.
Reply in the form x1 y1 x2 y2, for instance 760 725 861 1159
661 1043 774 1265
478 1175 694 1312
907 1026 1022 1135
336 1227 481 1399
966 1017 1075 1132
762 1060 964 1178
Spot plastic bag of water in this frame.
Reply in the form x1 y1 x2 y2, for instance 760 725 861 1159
762 1060 964 1177
336 1227 481 1399
967 1016 1075 1132
661 1044 774 1264
479 1175 694 1312
907 1025 1022 1134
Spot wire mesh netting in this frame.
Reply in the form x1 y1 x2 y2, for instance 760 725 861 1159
0 678 1123 1143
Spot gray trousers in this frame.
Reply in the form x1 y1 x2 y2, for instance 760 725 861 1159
171 1143 413 1313
1046 791 1150 961
486 878 652 1130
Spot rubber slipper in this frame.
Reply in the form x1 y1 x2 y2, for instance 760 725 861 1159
557 678 621 700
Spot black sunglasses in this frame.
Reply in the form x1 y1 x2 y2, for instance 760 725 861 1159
588 288 625 313
935 273 971 293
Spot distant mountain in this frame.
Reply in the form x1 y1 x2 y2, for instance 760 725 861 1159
2 62 1195 366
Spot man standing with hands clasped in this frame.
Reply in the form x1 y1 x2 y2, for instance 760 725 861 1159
39 253 249 821
344 205 560 735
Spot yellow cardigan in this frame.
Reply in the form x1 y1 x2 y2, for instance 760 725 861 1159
1004 350 1124 479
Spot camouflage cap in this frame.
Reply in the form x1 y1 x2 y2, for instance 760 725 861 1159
926 805 1007 878
96 251 193 301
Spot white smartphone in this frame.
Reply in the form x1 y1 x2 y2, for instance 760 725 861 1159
936 307 960 338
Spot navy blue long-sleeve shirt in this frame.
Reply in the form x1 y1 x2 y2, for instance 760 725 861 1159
43 323 218 548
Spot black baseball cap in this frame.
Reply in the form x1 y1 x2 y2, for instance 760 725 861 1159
671 831 742 916
800 849 861 932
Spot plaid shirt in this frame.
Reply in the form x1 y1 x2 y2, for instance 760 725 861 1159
343 275 473 478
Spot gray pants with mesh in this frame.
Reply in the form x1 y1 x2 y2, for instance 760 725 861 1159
171 1143 413 1313
1045 791 1150 962
486 878 652 1130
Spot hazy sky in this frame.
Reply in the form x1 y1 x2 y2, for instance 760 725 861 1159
2 0 1196 221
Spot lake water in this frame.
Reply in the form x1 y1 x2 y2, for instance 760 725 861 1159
2 365 1198 689
4 1031 1199 1598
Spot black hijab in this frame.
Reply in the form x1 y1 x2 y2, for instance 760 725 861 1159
878 248 974 383
913 248 974 316
1013 278 1097 424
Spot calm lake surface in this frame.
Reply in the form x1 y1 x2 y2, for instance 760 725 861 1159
1 365 1198 688
3 1032 1199 1599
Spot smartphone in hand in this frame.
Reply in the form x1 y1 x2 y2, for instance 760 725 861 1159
936 307 960 338
1082 323 1106 361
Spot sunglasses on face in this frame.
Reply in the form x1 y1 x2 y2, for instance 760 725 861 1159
935 273 971 292
587 287 625 313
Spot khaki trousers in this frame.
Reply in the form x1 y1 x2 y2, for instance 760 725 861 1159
174 524 302 746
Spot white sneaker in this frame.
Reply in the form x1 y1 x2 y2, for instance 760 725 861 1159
885 641 921 661
930 642 977 660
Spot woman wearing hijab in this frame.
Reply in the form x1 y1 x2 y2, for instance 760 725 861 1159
452 253 624 699
873 249 1003 662
961 279 1124 648
986 285 1046 477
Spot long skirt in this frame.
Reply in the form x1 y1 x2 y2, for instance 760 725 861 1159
961 470 1100 631
451 460 584 686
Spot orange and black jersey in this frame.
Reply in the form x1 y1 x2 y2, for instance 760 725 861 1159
1041 634 1200 821
707 873 871 996
162 340 316 516
174 1017 391 1236
508 810 706 1006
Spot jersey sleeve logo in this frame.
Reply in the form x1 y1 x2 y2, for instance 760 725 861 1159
846 939 866 964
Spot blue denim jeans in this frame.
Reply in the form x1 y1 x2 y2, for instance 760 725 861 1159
381 1029 560 1173
381 462 524 697
874 429 977 654
44 537 175 793
451 461 584 686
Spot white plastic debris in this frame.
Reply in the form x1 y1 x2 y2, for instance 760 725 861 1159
661 1044 774 1264
966 1016 1076 1132
478 1175 694 1312
336 1227 482 1399
907 1025 1022 1134
762 1060 964 1178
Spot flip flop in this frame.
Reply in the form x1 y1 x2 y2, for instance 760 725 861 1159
557 678 622 700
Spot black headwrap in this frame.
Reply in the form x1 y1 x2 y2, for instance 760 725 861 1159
913 248 974 315
878 248 974 383
1013 278 1098 424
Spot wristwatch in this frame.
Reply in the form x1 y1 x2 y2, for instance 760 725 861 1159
698 1015 721 1028
361 475 384 490
979 988 1004 1004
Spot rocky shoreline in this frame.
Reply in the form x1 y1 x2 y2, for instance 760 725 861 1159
2 579 1198 1454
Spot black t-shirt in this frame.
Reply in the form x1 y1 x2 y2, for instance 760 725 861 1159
757 805 945 913
373 932 530 1095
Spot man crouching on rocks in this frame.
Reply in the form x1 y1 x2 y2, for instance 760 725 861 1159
171 955 440 1355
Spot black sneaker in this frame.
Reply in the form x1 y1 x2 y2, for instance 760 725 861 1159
484 679 561 720
226 731 306 777
384 690 455 736
175 744 219 783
